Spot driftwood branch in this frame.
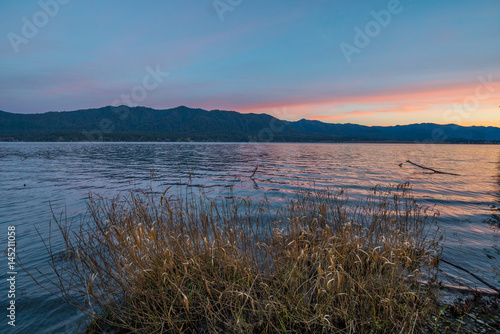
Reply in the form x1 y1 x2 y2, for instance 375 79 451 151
250 164 259 179
405 160 460 176
439 257 500 295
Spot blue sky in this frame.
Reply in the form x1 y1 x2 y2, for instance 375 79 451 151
0 0 499 125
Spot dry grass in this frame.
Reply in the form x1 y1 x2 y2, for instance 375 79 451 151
35 183 442 333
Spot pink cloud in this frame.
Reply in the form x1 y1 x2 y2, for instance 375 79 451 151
237 81 492 113
310 114 347 120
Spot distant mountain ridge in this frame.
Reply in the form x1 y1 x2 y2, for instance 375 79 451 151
0 106 499 142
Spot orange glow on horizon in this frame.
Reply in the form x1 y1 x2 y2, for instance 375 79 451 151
234 81 498 127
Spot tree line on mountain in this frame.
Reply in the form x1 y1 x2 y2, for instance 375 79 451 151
1 106 499 143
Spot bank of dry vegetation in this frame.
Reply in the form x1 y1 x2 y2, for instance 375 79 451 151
36 184 442 333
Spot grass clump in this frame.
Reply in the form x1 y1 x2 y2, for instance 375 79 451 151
39 183 441 333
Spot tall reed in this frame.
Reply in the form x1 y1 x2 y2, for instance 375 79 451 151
34 183 442 333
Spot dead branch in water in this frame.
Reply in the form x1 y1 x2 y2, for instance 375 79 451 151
405 160 460 176
250 164 259 179
439 257 500 295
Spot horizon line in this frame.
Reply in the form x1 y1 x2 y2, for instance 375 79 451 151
1 104 499 129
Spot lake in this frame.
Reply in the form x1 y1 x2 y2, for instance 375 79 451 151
0 142 499 333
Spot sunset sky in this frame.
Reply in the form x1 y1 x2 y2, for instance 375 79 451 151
0 0 499 126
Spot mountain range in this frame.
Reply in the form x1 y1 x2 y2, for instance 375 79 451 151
1 106 499 143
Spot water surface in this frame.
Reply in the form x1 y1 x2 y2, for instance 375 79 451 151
0 142 499 333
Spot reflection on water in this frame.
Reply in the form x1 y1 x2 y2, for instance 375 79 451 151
491 156 500 225
0 142 499 333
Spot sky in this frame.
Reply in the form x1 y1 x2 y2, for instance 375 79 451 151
0 0 499 126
